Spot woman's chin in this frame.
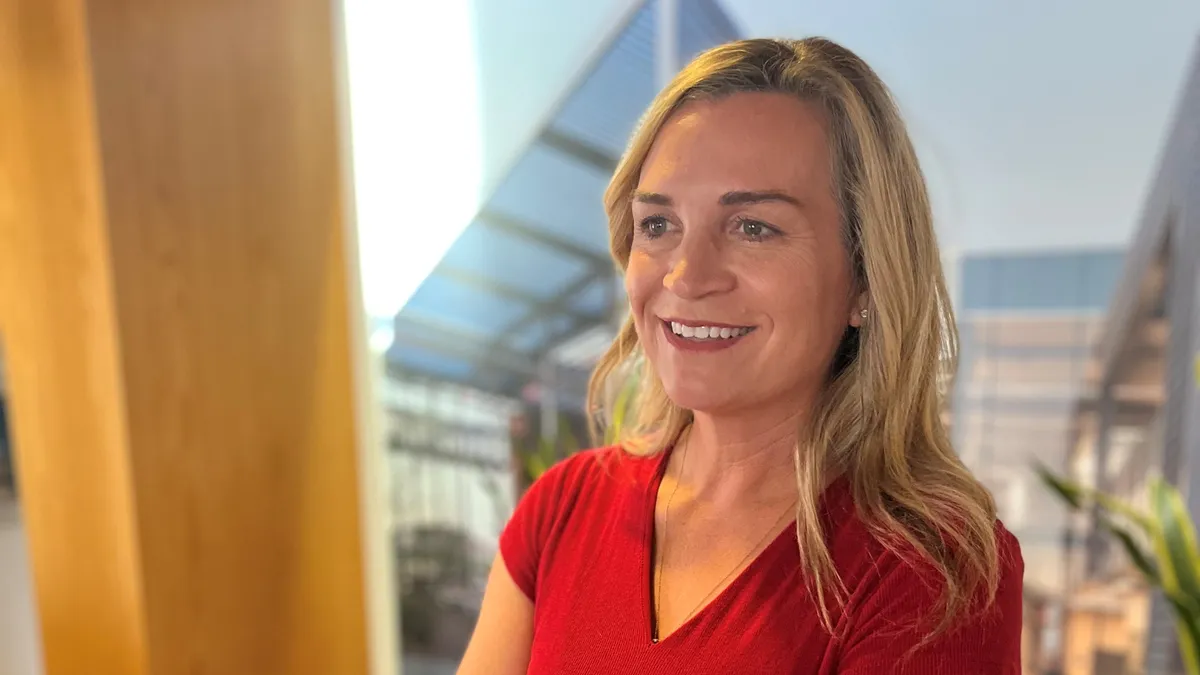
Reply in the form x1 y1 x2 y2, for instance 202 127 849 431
662 382 738 416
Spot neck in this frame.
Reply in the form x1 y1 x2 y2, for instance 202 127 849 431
672 400 807 509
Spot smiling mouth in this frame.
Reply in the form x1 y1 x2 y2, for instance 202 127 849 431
662 319 756 341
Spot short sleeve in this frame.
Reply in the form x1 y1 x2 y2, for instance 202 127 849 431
498 454 586 602
836 525 1024 674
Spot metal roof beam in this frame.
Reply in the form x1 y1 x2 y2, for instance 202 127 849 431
433 264 606 326
385 350 594 406
535 272 621 358
391 272 612 395
491 271 608 350
539 128 619 175
477 209 610 270
540 314 609 358
435 264 543 306
384 361 517 400
392 315 538 376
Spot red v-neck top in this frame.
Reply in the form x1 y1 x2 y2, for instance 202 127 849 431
500 446 1023 674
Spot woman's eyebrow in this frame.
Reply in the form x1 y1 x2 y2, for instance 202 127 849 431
631 189 803 208
718 190 802 208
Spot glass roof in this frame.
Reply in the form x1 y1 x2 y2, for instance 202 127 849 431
389 0 740 398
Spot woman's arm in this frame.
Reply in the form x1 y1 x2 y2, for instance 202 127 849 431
460 450 593 673
457 553 534 675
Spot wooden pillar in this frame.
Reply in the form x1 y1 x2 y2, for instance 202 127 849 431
0 1 375 673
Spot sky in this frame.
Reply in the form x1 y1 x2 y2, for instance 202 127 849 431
721 0 1200 254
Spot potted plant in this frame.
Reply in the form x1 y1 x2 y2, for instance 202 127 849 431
1036 465 1200 673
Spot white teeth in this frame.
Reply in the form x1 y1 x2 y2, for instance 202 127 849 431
668 322 753 341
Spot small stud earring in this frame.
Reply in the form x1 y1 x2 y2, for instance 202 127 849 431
860 309 868 319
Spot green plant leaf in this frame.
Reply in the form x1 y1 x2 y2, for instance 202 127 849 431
1036 464 1200 674
559 414 581 456
1035 464 1086 510
1166 593 1200 672
1149 480 1200 608
1034 463 1154 532
1035 464 1161 582
606 364 640 446
524 450 549 481
1095 512 1160 584
537 436 556 465
1164 593 1200 675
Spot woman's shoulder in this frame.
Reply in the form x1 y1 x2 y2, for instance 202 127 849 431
830 514 1024 671
993 521 1025 580
501 446 658 601
820 477 1023 579
827 488 1024 601
507 445 659 538
831 502 1023 571
527 444 659 499
859 519 1024 610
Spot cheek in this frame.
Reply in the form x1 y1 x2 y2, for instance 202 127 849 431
625 249 664 344
746 249 852 340
625 250 657 311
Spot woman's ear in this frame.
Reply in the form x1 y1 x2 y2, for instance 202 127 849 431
849 292 869 328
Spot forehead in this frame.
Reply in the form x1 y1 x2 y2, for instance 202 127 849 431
638 92 831 195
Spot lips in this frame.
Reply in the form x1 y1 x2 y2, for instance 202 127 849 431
667 321 754 340
660 318 756 352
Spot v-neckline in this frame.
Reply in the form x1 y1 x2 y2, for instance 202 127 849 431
641 445 798 647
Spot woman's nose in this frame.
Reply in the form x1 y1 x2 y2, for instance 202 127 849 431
664 235 735 299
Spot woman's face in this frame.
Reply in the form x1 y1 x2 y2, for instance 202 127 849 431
627 92 863 418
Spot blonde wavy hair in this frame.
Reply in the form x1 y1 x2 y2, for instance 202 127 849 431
587 37 1000 636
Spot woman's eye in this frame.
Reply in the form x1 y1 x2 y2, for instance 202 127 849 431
638 216 670 239
736 218 774 240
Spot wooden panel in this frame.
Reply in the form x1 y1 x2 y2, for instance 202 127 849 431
0 1 372 673
0 1 151 673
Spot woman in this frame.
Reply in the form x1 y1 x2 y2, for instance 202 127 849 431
460 37 1023 674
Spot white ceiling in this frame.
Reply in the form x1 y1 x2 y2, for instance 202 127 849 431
721 0 1200 254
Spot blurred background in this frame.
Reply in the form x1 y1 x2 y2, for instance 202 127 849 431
2 1 1199 674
